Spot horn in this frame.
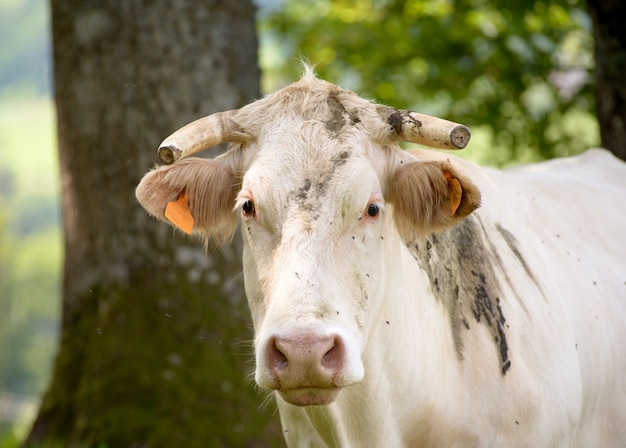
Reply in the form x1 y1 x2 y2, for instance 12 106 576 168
158 110 239 164
388 109 471 150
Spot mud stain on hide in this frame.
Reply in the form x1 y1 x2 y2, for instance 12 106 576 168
294 178 317 214
409 216 511 375
325 91 347 135
387 108 423 137
291 151 352 216
495 224 534 282
297 178 312 199
494 223 545 304
325 90 361 137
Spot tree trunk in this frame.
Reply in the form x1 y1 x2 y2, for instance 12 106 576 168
587 0 626 160
26 1 284 446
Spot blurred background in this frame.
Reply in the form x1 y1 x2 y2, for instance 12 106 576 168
0 0 58 443
0 0 609 446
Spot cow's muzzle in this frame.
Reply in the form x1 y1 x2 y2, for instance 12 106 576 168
258 331 362 406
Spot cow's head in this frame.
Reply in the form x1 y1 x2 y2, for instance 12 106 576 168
136 71 480 406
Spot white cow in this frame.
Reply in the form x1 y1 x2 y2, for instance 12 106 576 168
136 70 626 447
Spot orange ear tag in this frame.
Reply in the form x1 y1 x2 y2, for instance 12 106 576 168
444 171 463 215
164 193 194 234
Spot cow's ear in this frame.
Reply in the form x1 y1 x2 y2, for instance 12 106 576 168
390 160 481 241
136 157 237 245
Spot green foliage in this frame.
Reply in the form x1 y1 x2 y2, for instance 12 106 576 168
0 99 60 441
0 431 20 448
259 0 599 165
0 188 10 386
2 227 60 394
0 0 52 98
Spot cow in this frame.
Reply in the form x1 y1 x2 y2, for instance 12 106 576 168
136 68 626 447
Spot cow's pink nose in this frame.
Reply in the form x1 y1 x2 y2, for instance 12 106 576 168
265 333 346 389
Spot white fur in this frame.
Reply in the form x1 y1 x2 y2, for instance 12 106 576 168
137 71 626 447
240 121 626 446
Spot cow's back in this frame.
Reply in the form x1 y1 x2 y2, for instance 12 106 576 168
492 148 626 445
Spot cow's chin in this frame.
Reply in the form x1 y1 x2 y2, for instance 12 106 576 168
278 387 341 407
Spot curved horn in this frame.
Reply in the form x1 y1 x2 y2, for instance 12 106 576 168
388 109 471 150
158 110 239 164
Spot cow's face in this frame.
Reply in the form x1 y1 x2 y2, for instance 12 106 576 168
135 73 480 407
237 120 397 406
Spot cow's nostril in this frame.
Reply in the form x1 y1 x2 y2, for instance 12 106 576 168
267 336 289 370
321 336 344 371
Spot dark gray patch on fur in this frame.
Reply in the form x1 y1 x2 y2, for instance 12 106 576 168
495 224 532 278
297 178 312 200
334 151 350 167
389 110 404 134
494 223 544 303
409 216 511 375
293 177 318 214
291 151 352 214
325 91 347 135
325 91 362 137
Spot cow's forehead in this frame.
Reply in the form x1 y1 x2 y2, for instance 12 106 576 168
250 117 375 171
242 123 382 225
238 74 390 175
233 73 393 149
233 73 402 227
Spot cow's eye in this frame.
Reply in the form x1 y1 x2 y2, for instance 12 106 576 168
367 203 380 218
242 199 256 217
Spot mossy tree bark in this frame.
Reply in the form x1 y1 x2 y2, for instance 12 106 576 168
25 1 284 446
587 0 626 161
